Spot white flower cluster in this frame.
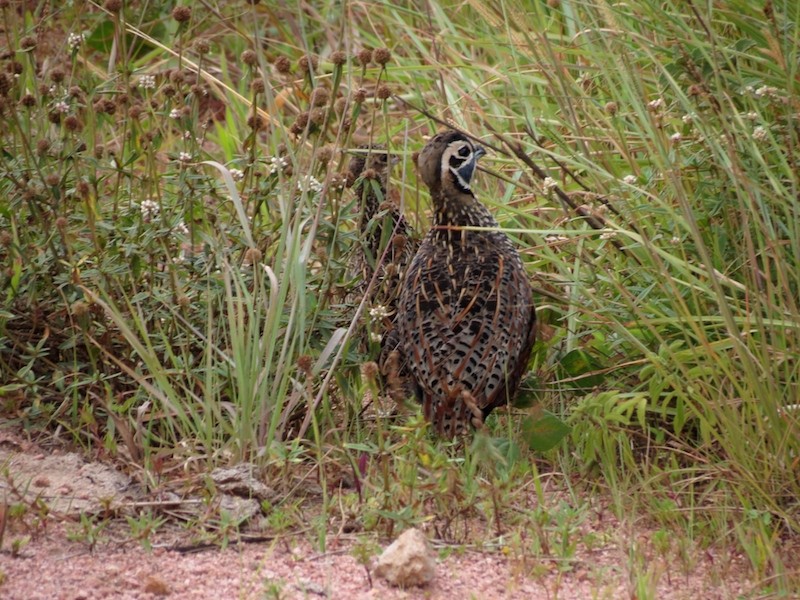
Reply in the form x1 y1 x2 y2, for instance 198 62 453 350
369 305 390 319
647 98 665 110
622 175 637 185
542 176 558 192
297 175 322 194
138 75 156 90
55 101 70 114
268 156 288 175
178 151 192 163
175 221 189 235
229 168 244 181
169 108 182 119
140 199 159 221
753 126 768 141
68 33 84 52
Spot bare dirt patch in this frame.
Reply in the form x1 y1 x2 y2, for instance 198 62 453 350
0 432 762 599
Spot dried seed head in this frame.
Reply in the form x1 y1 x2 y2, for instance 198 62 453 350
64 115 82 132
604 101 618 115
360 361 379 383
331 51 346 66
376 85 391 100
49 67 65 83
373 48 391 65
353 88 367 104
297 55 318 73
297 354 313 375
309 107 325 125
310 87 330 107
69 86 84 99
194 39 210 55
172 6 191 23
169 69 185 84
94 144 105 159
20 36 37 50
247 113 266 131
46 174 60 187
290 111 309 134
36 139 51 156
71 300 90 318
48 111 62 124
76 180 90 198
356 48 372 66
243 247 263 265
251 77 265 93
176 294 191 309
241 49 257 67
104 0 123 12
274 56 292 74
127 103 142 119
0 72 11 96
20 93 36 107
315 145 334 165
162 84 176 97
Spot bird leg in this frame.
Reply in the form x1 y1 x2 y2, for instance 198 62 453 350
460 390 485 430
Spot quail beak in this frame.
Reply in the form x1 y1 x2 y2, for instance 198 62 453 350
474 146 487 160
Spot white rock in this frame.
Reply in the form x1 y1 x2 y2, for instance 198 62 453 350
374 528 436 587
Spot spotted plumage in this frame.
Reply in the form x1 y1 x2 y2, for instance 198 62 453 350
347 145 416 311
396 130 536 436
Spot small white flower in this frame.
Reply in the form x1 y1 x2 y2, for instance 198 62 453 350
753 126 768 141
670 132 682 143
754 85 776 98
647 98 665 110
600 231 616 240
175 221 189 235
369 332 382 343
169 108 182 119
542 176 558 192
178 151 192 163
297 175 322 194
140 199 160 221
138 74 156 90
745 111 759 120
68 32 84 52
369 305 390 319
623 175 637 185
229 168 244 181
55 101 70 114
670 236 681 245
682 113 695 124
268 156 288 175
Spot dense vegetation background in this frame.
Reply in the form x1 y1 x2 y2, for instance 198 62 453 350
1 0 798 594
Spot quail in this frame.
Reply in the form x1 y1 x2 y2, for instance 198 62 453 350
346 145 416 312
396 130 536 436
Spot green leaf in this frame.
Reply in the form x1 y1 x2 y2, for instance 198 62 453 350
559 348 605 389
521 411 570 452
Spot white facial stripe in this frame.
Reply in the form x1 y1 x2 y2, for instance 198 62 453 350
442 140 474 191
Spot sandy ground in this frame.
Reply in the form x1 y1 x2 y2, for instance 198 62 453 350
0 433 766 599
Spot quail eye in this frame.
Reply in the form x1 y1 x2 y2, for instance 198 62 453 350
457 145 471 158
